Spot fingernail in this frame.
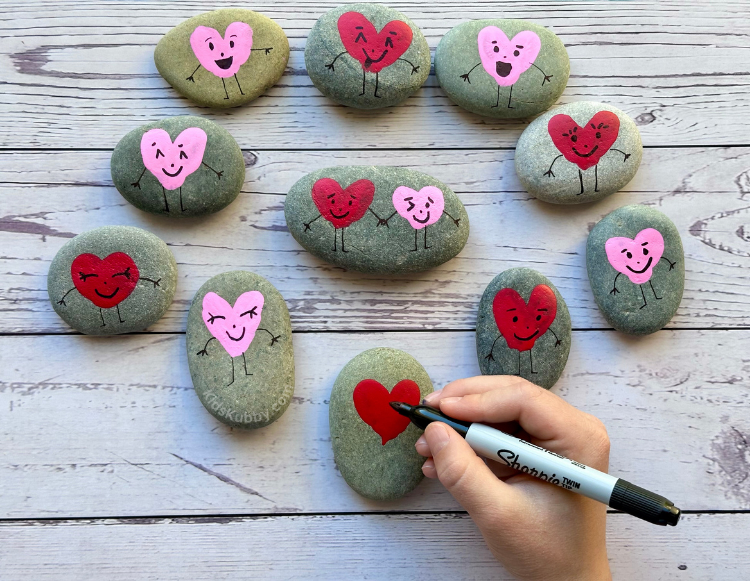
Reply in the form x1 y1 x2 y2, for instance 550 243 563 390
440 396 462 405
426 422 450 454
415 435 430 456
422 458 436 476
423 389 442 404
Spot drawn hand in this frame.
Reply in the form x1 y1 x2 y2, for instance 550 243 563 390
377 218 390 228
263 48 272 55
484 352 495 362
667 259 676 270
197 348 208 356
269 334 281 346
555 339 562 347
542 74 553 85
215 171 223 180
460 73 471 83
544 169 555 178
409 65 420 75
131 181 141 189
610 286 620 296
304 222 313 232
186 75 195 83
57 298 67 306
326 62 336 71
451 218 461 227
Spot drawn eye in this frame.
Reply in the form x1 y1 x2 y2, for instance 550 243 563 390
512 316 518 323
596 132 601 139
571 135 577 143
240 307 257 319
208 42 214 51
626 252 632 259
406 202 415 212
536 315 542 321
513 50 520 57
155 149 164 159
331 199 335 204
385 37 393 48
425 202 430 209
180 151 188 160
229 40 234 48
79 272 98 281
349 200 352 206
112 267 131 280
643 248 649 256
493 46 499 53
355 31 367 43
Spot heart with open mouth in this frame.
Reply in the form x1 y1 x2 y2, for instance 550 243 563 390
605 228 665 285
353 379 421 445
392 186 444 230
492 285 557 352
548 111 620 171
140 127 207 190
337 12 413 73
71 252 140 309
190 21 253 78
202 291 265 358
478 27 541 87
311 178 375 229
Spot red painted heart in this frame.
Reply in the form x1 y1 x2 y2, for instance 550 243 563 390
548 111 620 171
71 252 140 309
337 12 413 73
492 285 557 352
353 379 421 445
311 178 375 229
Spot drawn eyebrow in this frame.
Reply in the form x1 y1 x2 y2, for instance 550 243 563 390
389 31 397 35
204 37 213 42
492 40 497 44
621 249 628 253
350 194 357 199
230 34 237 38
516 45 524 48
641 242 649 246
537 308 548 312
152 142 156 146
240 307 258 317
428 197 434 203
355 26 363 29
327 193 336 199
403 196 413 201
506 308 517 312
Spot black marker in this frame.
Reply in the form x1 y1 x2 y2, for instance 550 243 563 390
391 402 681 527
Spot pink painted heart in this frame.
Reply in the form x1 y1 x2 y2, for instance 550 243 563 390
478 27 541 87
190 22 253 78
605 228 664 285
202 291 264 358
140 127 207 190
392 186 444 230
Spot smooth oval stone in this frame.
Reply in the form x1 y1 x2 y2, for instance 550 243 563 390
186 270 295 429
47 226 177 335
305 3 431 109
285 166 469 273
587 205 684 335
516 102 643 204
476 268 571 389
111 116 245 217
330 347 433 500
435 19 569 119
154 9 289 108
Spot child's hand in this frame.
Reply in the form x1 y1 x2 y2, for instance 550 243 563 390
416 376 612 581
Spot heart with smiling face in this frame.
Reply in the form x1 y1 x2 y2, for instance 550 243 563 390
353 379 421 445
71 252 140 309
338 12 413 73
392 186 445 230
202 291 264 358
140 127 207 190
190 22 253 78
605 228 665 285
478 27 541 87
311 178 375 229
548 111 620 171
492 285 557 352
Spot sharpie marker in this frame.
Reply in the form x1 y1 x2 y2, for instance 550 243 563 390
391 402 681 527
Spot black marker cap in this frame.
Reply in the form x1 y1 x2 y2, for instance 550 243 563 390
609 479 681 526
390 402 471 437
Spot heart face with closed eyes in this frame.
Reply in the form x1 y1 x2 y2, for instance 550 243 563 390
202 291 264 358
338 12 413 73
71 252 140 309
140 127 207 190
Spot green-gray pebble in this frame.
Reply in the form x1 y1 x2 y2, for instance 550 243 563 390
305 3 431 109
587 205 684 335
155 9 289 108
515 102 643 204
330 348 433 500
435 19 569 119
284 166 469 273
186 271 294 429
47 226 177 335
111 116 245 217
476 268 571 389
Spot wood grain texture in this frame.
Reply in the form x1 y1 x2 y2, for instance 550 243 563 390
1 513 747 581
2 147 750 333
1 330 748 518
1 1 749 148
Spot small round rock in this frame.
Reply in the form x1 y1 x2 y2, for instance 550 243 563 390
48 226 177 335
516 102 643 204
587 205 684 335
305 3 431 109
329 347 433 500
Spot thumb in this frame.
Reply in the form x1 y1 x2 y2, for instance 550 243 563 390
423 422 520 521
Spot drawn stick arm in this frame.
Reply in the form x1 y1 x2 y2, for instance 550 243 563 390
610 272 622 295
250 47 273 55
485 335 503 361
131 166 147 189
544 154 564 177
660 256 677 270
197 337 216 356
201 162 223 179
326 51 347 71
258 328 281 346
303 214 322 231
460 62 482 83
139 277 161 288
548 328 562 347
530 62 553 85
57 287 77 306
397 57 420 74
609 148 632 162
442 210 460 227
186 64 201 82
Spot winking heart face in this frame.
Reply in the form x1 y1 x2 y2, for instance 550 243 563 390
140 127 207 190
492 285 557 352
478 27 541 87
337 12 413 73
352 379 421 445
202 291 264 358
190 22 253 78
548 111 620 171
392 186 444 230
605 228 665 285
71 252 140 309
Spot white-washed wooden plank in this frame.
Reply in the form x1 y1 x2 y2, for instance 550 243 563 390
1 330 748 518
0 513 746 581
1 1 748 148
2 148 750 333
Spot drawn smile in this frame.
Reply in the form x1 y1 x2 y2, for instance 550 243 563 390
330 210 350 219
363 48 389 68
214 56 234 70
162 166 183 177
495 61 512 77
513 330 540 342
94 287 120 299
572 145 599 158
226 327 246 342
413 212 431 224
626 257 653 274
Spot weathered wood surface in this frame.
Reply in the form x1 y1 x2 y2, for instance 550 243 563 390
3 147 750 334
1 513 746 581
1 330 748 518
1 1 749 149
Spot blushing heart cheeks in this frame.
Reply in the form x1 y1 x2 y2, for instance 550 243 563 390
605 228 665 285
202 291 264 358
392 186 445 229
190 22 253 78
478 27 541 86
140 127 207 190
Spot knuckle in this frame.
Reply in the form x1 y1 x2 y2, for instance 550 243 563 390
585 414 611 457
436 454 473 492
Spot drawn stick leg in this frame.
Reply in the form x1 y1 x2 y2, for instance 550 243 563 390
116 304 124 324
99 308 106 327
234 74 244 95
242 352 253 376
650 280 662 300
578 169 584 195
221 78 229 100
162 187 170 212
640 285 648 309
507 84 514 109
